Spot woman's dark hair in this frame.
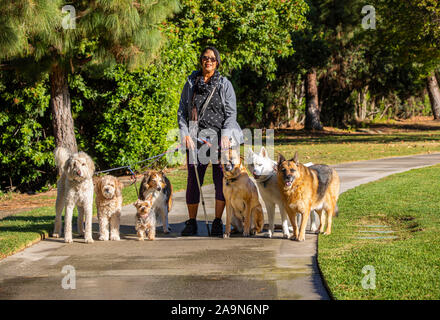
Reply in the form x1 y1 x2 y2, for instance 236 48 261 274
199 46 221 69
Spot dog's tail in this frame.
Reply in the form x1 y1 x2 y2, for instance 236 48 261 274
54 147 70 175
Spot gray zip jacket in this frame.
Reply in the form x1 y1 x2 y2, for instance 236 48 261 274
177 70 244 146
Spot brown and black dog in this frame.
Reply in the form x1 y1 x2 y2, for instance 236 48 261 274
221 148 264 238
138 170 173 234
277 152 340 241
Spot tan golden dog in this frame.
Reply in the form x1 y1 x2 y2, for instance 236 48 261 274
95 175 123 241
221 148 264 238
277 152 340 241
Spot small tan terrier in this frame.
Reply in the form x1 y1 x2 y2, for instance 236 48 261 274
134 194 156 240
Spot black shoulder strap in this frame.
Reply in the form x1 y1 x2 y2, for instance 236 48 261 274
199 83 218 120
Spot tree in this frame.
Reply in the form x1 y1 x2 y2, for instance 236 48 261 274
0 0 179 152
427 72 440 119
172 0 309 78
371 0 440 119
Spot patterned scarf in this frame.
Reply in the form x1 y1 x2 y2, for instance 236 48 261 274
190 70 220 122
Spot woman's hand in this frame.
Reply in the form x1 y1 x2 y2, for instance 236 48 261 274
184 135 195 150
221 136 231 150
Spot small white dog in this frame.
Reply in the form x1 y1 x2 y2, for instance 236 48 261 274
53 147 95 243
246 147 317 238
95 175 123 241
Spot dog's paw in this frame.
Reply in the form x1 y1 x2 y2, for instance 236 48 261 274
137 237 144 241
98 235 108 241
64 237 73 244
265 231 273 238
52 233 60 238
223 233 230 239
110 235 120 241
323 231 331 236
282 233 290 239
84 238 94 244
243 232 250 237
310 223 318 233
163 229 170 234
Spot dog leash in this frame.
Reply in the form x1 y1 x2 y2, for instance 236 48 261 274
190 144 211 237
95 144 182 175
127 166 140 199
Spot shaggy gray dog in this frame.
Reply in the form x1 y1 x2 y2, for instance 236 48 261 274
53 147 95 243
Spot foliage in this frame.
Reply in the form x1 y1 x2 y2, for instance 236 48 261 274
0 72 56 191
0 0 181 71
174 0 309 79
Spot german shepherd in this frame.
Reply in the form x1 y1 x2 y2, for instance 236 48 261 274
277 152 340 241
221 148 264 238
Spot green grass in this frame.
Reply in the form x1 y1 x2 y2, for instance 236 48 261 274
318 164 440 300
0 206 54 259
274 129 440 164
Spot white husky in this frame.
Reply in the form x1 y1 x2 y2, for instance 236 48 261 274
246 147 318 238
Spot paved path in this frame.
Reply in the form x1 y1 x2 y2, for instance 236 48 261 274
1 153 440 299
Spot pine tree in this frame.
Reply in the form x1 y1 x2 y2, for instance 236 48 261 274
0 0 180 152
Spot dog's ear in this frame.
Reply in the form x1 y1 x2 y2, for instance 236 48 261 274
133 199 140 208
260 146 268 158
85 154 95 178
94 176 102 194
115 177 123 197
143 171 152 184
63 156 72 175
277 153 286 168
290 151 299 165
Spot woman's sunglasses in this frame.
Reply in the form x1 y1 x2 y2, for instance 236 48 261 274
202 56 217 63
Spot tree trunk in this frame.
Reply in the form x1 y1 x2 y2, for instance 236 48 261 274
50 63 78 152
286 77 293 120
427 72 440 120
304 69 323 131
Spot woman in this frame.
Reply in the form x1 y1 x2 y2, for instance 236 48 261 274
177 46 243 236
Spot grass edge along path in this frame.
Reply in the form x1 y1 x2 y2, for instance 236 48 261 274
318 164 440 300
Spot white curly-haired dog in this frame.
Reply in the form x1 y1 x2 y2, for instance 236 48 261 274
53 147 95 243
95 175 123 241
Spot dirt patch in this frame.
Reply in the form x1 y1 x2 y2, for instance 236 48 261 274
0 175 142 219
0 190 57 219
276 117 440 137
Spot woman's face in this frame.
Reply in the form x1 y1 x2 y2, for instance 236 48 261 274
201 49 218 73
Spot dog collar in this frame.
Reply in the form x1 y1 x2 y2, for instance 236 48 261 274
255 174 274 188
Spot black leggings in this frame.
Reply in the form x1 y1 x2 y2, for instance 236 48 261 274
185 151 225 204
